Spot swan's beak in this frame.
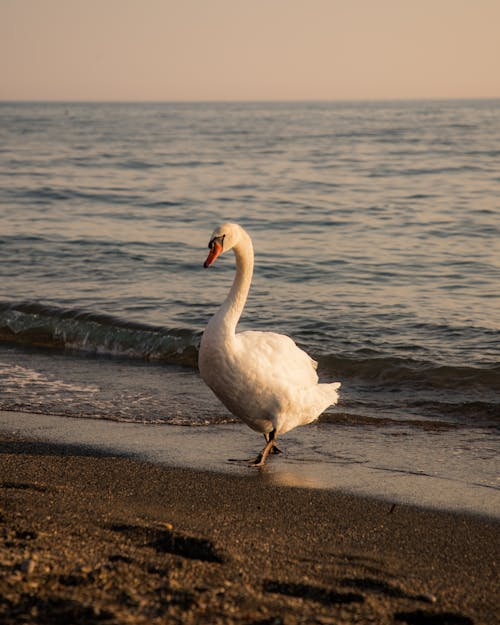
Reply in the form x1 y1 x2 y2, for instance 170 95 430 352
204 240 223 268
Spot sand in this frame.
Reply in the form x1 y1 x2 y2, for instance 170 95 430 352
1 431 498 625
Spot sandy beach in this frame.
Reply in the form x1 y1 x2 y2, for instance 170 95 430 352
2 96 500 624
1 429 498 625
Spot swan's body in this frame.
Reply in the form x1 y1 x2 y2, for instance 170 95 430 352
198 223 340 465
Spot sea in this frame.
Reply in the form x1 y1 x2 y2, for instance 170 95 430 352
0 100 499 515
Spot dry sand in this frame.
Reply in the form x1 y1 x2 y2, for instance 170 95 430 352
1 432 498 624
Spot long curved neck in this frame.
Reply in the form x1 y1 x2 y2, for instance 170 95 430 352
211 229 254 340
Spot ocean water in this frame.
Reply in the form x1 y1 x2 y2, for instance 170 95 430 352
0 101 499 509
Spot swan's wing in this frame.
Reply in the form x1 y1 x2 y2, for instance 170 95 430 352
235 330 318 388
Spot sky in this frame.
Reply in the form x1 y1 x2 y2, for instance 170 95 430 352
1 0 499 102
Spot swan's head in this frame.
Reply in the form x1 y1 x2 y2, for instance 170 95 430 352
204 222 242 268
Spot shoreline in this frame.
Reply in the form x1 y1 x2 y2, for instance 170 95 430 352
0 409 499 520
1 428 499 624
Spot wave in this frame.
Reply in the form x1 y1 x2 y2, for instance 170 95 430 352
1 301 499 397
319 353 500 392
319 412 459 430
0 301 200 367
4 185 144 207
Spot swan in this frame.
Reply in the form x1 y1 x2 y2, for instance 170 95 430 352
198 223 340 466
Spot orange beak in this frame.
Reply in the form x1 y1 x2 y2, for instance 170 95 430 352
204 240 223 268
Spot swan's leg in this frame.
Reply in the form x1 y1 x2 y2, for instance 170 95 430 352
265 431 282 455
250 439 274 467
251 430 279 466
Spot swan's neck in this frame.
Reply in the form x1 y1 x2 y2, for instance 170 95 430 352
211 230 254 340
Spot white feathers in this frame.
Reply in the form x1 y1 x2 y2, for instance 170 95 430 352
198 223 340 438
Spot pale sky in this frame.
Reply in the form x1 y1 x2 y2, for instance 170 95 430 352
1 0 499 101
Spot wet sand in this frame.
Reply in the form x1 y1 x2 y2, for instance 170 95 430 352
1 410 498 518
1 431 499 624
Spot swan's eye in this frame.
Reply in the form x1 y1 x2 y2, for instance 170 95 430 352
209 234 225 250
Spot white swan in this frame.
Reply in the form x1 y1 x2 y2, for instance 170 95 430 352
198 223 340 466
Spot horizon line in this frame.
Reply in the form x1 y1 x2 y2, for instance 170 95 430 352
1 96 499 105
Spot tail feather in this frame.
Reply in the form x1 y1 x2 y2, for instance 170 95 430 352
330 382 341 404
318 381 341 407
